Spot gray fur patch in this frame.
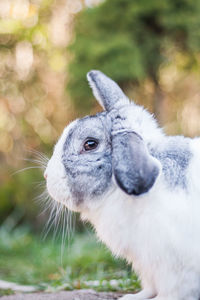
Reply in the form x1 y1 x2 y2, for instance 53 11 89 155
112 131 160 195
87 70 129 111
149 136 192 189
62 114 112 204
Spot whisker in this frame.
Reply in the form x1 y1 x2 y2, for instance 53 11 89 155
34 181 46 188
38 199 54 217
35 189 49 204
23 158 47 168
61 207 68 264
34 179 75 261
18 148 75 257
52 203 63 240
25 148 49 162
42 202 57 240
12 166 44 176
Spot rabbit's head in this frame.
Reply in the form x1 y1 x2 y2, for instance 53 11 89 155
45 71 160 211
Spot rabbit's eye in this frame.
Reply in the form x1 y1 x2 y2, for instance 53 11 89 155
84 139 98 151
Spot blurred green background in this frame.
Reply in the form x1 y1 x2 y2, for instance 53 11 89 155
1 0 200 294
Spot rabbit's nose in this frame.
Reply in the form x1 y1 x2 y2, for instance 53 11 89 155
44 171 48 180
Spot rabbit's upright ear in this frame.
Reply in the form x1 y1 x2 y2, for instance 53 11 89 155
112 131 160 196
87 70 129 111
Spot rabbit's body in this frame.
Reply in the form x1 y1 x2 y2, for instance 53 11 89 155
45 70 200 299
82 135 200 300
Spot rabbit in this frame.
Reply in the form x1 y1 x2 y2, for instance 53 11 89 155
45 70 200 300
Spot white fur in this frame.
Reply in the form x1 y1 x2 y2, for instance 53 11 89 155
80 137 200 300
82 177 200 299
110 104 164 145
46 115 200 299
45 72 200 300
46 119 79 211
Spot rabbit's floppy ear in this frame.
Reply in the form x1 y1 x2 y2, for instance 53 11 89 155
112 131 160 195
87 70 129 111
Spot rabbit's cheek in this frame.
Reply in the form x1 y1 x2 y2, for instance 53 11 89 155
45 156 70 206
63 155 113 207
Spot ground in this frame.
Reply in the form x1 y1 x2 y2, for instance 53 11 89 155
0 229 140 295
1 290 122 300
0 228 139 299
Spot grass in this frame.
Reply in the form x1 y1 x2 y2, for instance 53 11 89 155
0 289 14 297
0 226 140 293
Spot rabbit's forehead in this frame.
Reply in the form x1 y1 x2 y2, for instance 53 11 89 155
65 114 110 145
77 117 105 137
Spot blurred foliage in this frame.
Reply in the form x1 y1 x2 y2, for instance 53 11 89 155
68 0 200 120
0 0 200 283
0 289 14 297
0 0 80 224
0 226 140 292
0 168 44 230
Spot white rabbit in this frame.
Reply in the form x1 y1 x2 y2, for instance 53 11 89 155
45 70 200 300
